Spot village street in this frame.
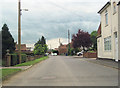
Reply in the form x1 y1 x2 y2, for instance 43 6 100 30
3 56 118 86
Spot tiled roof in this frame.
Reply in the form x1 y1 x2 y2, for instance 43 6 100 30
16 44 27 51
97 23 101 38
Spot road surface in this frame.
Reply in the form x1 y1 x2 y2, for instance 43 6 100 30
3 56 118 86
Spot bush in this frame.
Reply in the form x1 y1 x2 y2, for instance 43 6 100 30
21 54 27 63
10 53 27 66
11 54 18 66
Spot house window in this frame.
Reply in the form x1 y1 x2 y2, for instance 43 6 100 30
104 36 111 51
105 10 108 26
113 2 116 14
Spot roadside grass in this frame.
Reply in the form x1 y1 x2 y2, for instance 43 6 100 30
0 68 21 80
14 56 48 67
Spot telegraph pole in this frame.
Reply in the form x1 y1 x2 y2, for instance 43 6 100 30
18 0 28 64
18 0 21 64
68 30 70 44
68 29 70 55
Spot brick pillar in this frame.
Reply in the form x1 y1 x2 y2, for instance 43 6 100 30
6 50 11 67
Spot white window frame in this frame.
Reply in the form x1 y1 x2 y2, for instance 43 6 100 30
104 36 111 51
105 10 108 26
113 2 116 14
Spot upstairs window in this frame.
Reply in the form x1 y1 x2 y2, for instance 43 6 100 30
113 2 116 14
105 10 108 26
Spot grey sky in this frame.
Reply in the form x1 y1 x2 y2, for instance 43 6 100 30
1 0 108 48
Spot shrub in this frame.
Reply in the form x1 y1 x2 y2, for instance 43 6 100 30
11 54 18 66
21 54 27 63
10 53 27 66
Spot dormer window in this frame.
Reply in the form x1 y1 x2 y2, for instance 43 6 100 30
113 2 116 14
105 10 108 26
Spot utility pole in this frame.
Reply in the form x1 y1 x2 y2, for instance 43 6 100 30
59 38 61 46
68 30 70 44
68 29 70 55
18 0 28 64
18 0 21 64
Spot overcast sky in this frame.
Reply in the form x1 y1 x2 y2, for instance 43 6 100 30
1 0 108 49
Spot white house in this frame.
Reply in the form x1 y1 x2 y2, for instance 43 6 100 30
97 0 120 61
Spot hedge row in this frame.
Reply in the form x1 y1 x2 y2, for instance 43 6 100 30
11 54 27 66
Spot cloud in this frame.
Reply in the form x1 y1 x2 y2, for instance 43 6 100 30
1 0 108 47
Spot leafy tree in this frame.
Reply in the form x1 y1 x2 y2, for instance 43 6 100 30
2 24 15 58
34 36 48 55
90 31 97 50
41 36 46 46
72 29 92 50
43 44 48 53
34 44 44 55
34 36 46 47
34 38 41 46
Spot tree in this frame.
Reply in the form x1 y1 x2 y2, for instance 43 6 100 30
34 44 44 55
41 36 46 46
2 24 15 58
72 29 92 50
34 36 48 55
90 31 97 50
34 36 46 46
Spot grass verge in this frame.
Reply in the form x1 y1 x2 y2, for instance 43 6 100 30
14 56 48 67
0 68 21 80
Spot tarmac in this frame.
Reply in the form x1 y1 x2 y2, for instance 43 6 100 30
73 56 119 70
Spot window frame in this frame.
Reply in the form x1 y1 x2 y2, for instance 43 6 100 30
113 2 116 14
105 10 108 26
104 36 112 51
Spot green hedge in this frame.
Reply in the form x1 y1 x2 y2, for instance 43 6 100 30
10 53 27 66
11 54 18 66
21 54 27 63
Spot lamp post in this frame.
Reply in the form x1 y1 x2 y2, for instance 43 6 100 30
18 0 28 64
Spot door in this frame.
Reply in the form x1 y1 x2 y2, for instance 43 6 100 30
114 32 118 62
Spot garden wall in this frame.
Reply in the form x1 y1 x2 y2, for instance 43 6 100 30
83 52 97 58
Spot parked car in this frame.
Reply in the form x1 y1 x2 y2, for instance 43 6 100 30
77 50 84 56
51 53 57 56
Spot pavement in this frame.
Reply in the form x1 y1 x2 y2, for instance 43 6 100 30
2 56 118 86
73 56 119 70
0 65 32 70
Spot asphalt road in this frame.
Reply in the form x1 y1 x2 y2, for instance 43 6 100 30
3 56 118 86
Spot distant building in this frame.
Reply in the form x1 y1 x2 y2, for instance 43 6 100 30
15 44 27 52
58 44 68 55
15 44 33 54
97 0 120 61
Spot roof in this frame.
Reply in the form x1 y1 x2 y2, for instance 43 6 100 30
97 23 101 38
16 44 27 51
117 1 120 5
98 1 111 14
59 45 67 49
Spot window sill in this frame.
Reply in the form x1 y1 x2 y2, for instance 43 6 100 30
104 50 112 52
113 12 116 15
105 24 108 27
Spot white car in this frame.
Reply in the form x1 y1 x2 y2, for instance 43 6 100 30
77 50 84 56
51 53 57 56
